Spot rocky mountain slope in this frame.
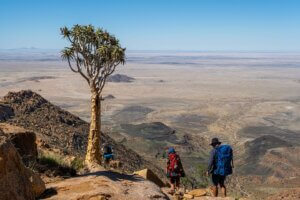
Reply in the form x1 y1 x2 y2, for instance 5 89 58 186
0 90 165 180
0 120 171 200
0 106 241 200
1 90 299 199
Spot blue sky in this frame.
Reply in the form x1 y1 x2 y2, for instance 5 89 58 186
0 0 299 51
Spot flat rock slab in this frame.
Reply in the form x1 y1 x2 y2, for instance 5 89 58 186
43 170 168 200
192 197 235 200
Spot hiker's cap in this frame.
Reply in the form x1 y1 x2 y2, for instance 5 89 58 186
210 138 221 146
168 147 175 154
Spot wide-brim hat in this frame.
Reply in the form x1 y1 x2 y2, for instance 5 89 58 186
210 138 221 146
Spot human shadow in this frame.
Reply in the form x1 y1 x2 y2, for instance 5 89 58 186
78 170 144 182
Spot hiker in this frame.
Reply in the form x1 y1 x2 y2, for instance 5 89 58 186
166 147 185 195
102 143 114 167
206 138 234 197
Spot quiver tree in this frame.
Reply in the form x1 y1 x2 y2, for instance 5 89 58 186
61 25 125 165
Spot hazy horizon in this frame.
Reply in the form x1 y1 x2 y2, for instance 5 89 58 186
1 48 300 53
1 0 300 51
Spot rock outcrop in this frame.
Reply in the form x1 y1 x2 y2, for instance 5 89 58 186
43 170 168 200
134 168 165 187
107 74 135 83
161 187 236 200
0 123 38 166
189 197 235 200
27 169 46 198
103 94 115 100
0 135 45 200
187 188 207 197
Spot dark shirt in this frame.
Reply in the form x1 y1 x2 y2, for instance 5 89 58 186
207 148 217 173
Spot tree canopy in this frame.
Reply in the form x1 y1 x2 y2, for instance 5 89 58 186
61 24 125 91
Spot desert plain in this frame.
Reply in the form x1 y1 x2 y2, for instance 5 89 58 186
1 50 300 198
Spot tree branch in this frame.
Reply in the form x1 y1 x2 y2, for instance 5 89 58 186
97 61 120 92
74 51 90 84
67 57 79 73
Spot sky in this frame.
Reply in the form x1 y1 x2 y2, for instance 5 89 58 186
0 0 300 51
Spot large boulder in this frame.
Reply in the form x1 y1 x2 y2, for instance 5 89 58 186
0 135 35 200
0 123 38 166
187 188 207 197
133 168 165 187
192 197 235 200
26 168 46 197
0 131 45 200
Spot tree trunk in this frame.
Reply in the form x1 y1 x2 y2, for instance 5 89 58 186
85 90 101 165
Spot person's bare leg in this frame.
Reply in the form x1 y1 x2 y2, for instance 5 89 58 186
176 179 180 192
171 183 175 191
169 183 175 195
220 185 226 197
212 186 218 197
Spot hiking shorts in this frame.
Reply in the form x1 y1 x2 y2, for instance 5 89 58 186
170 176 180 185
212 174 226 186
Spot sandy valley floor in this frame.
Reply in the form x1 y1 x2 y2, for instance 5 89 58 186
1 51 300 198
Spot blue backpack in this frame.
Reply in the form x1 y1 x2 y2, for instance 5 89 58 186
214 145 233 176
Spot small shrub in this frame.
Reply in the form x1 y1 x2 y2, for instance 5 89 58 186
70 157 85 171
39 154 64 168
181 163 209 189
37 152 76 177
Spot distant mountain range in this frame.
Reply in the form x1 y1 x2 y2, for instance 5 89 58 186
1 49 300 68
0 48 61 61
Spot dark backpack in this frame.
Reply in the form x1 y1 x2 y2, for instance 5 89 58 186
103 145 114 159
214 145 233 176
103 145 112 154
